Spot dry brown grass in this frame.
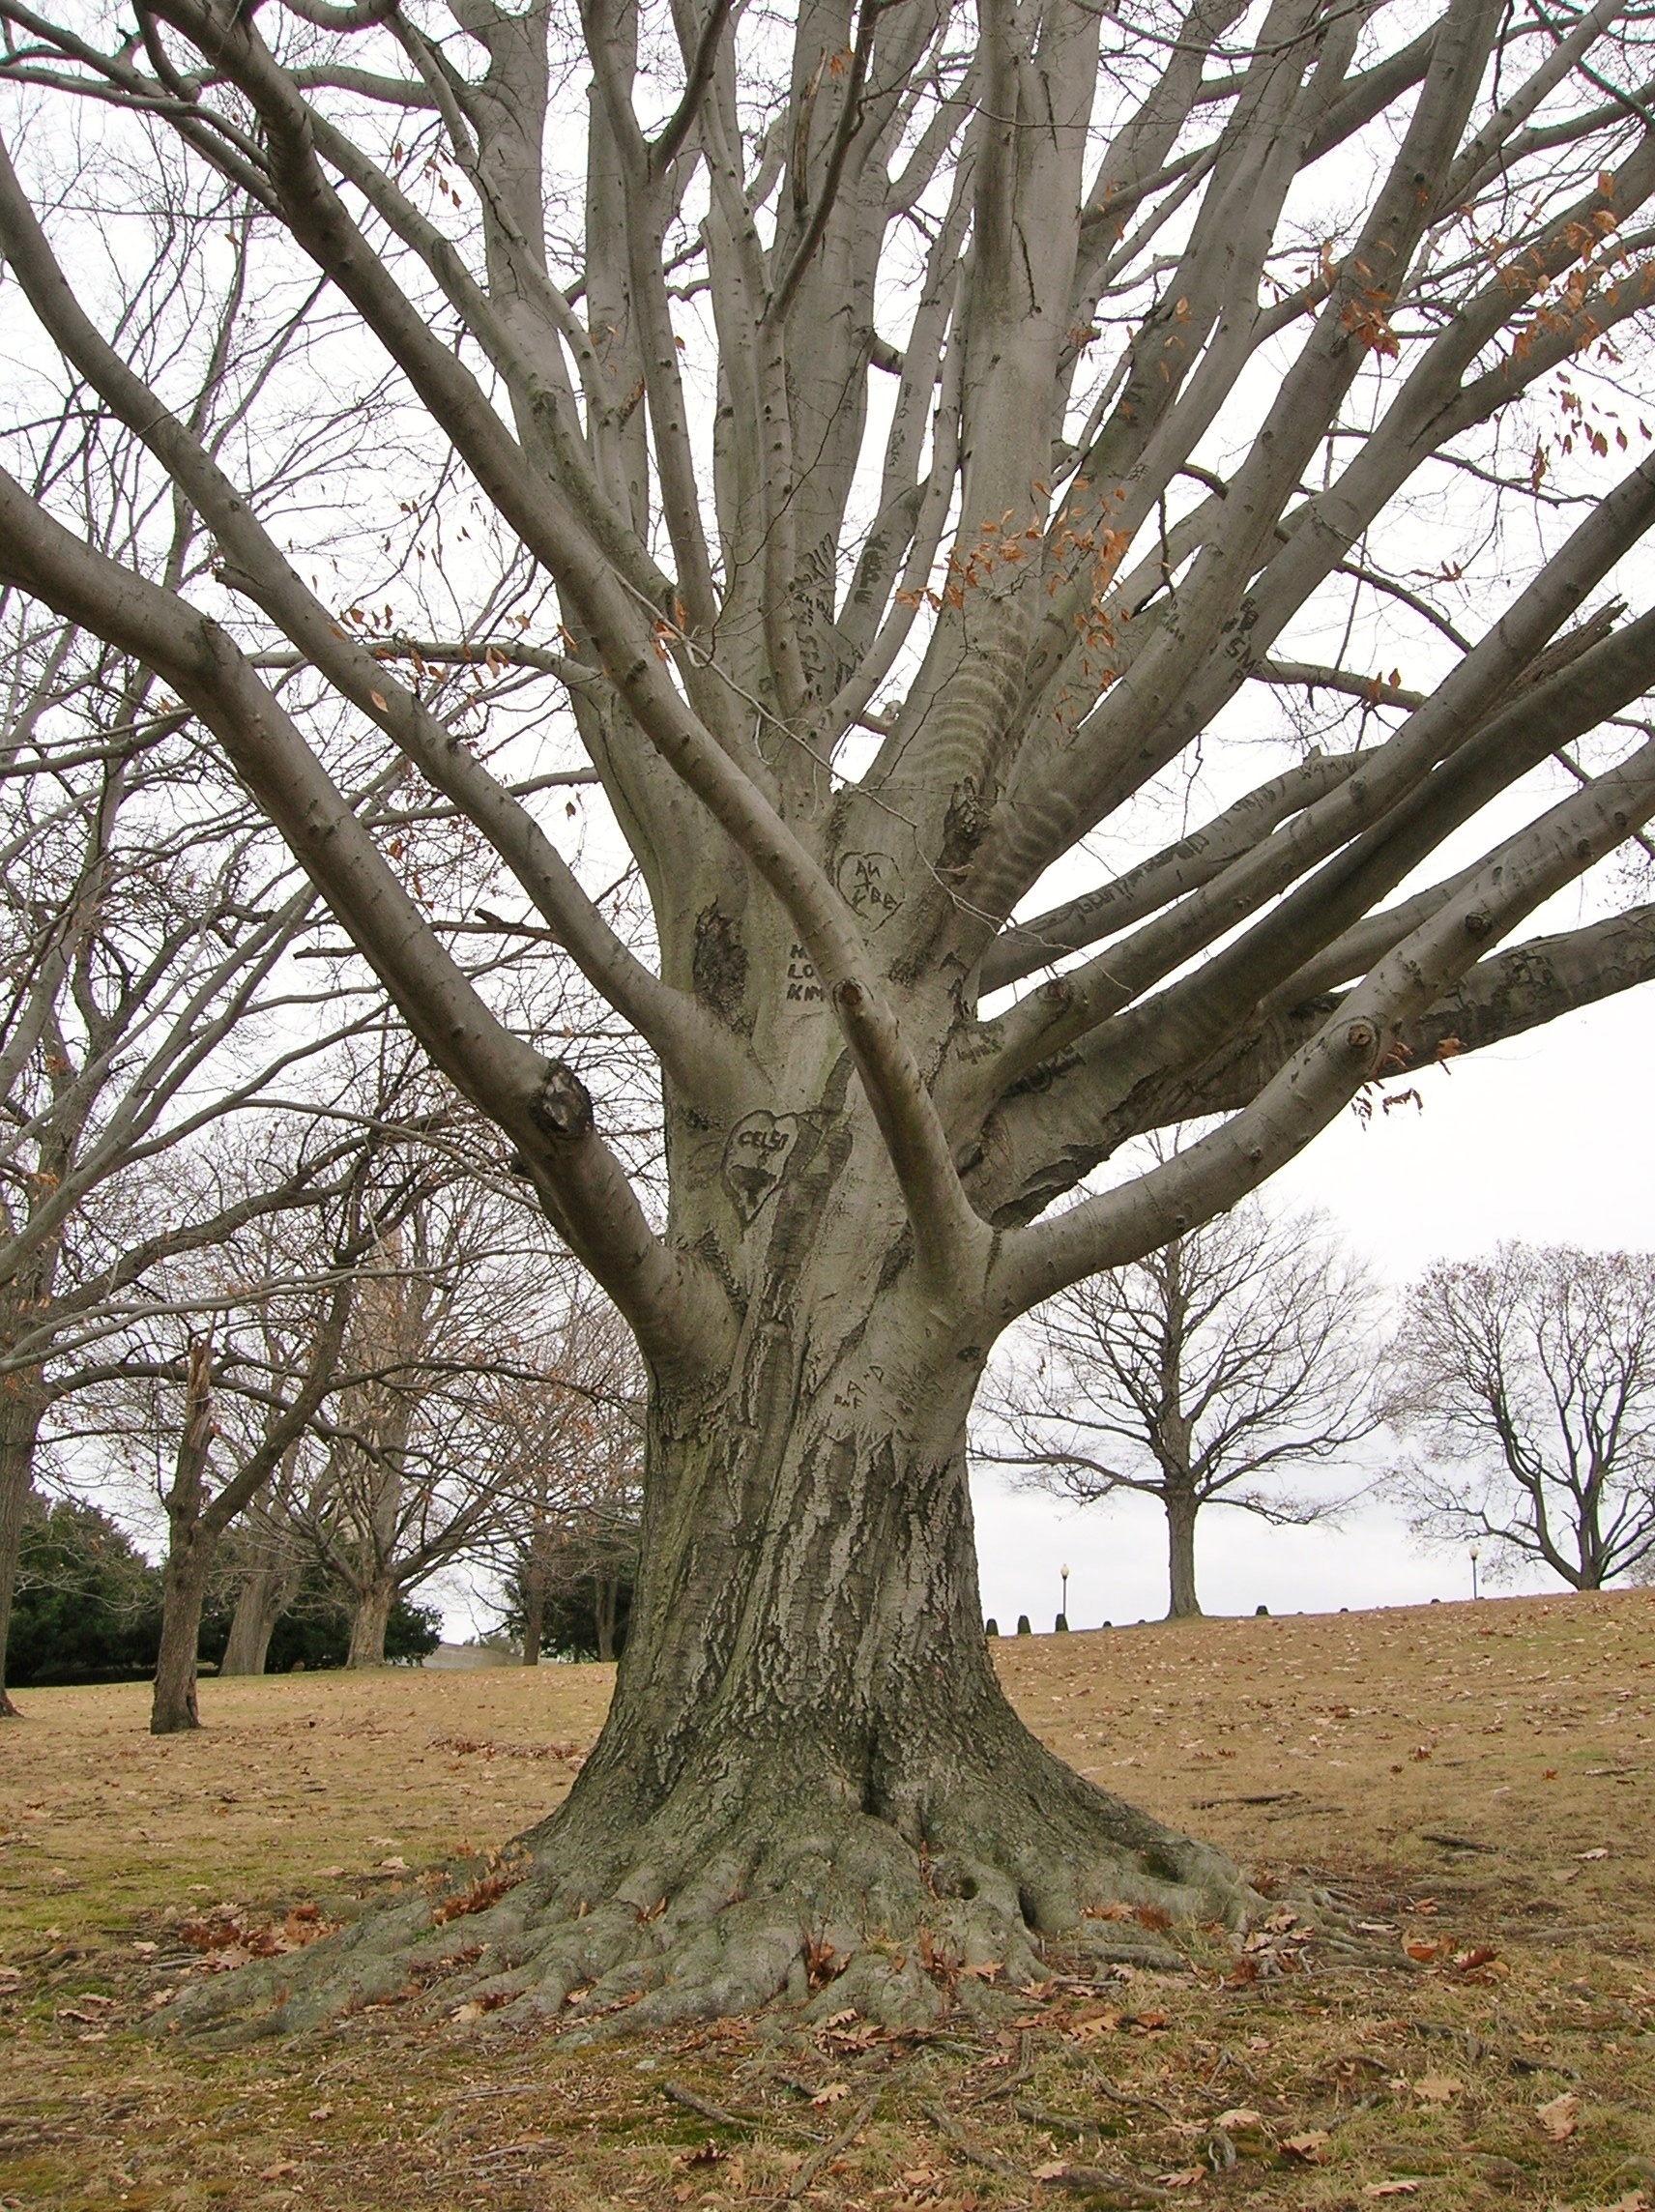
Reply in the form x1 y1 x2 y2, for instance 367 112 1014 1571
3 1590 1653 2211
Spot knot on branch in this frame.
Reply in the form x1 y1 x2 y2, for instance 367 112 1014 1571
939 776 994 875
1465 910 1494 940
1343 1019 1378 1060
531 1061 595 1146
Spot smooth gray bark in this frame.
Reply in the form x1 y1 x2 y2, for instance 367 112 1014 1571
345 1578 395 1670
221 1560 299 1677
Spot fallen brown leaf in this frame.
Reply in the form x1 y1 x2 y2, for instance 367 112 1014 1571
673 2143 723 2168
1536 2090 1582 2140
1415 2075 1463 2103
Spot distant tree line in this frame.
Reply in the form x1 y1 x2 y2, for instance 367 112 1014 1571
980 1169 1655 1617
7 1496 441 1686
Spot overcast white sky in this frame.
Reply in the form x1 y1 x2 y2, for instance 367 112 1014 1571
971 982 1654 1633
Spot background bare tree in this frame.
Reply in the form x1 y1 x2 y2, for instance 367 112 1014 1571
285 1150 572 1665
142 1116 444 1731
13 0 1655 2023
215 1473 312 1678
1381 1242 1655 1591
489 1289 644 1664
54 1095 417 1727
0 211 395 1714
982 1191 1379 1617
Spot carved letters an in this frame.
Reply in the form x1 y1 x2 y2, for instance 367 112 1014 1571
835 850 905 930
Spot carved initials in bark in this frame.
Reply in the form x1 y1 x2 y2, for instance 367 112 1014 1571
721 1112 801 1225
835 850 906 929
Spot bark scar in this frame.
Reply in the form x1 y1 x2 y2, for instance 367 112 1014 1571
531 1060 595 1145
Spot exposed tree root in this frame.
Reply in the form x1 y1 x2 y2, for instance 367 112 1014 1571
152 1752 1271 2046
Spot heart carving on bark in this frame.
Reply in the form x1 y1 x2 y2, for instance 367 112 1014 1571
721 1111 800 1225
835 849 904 928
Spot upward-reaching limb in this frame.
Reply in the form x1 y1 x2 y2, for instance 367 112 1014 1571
0 472 737 1382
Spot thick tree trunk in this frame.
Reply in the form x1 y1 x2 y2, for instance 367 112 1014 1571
161 1226 1250 2038
347 1578 395 1668
1165 1488 1203 1620
221 1561 297 1676
0 1384 44 1718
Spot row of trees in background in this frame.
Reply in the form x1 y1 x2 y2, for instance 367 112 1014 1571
0 260 646 1726
6 1137 648 1709
984 1186 1655 1616
0 675 648 1713
8 1495 443 1686
9 1077 648 1718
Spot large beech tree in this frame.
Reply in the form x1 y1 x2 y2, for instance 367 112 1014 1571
8 0 1655 2031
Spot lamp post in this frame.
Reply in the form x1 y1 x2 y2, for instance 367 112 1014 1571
1469 1543 1481 1602
1060 1562 1070 1628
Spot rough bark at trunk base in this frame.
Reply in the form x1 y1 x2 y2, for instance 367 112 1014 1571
154 1712 1252 2043
153 1294 1260 2042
